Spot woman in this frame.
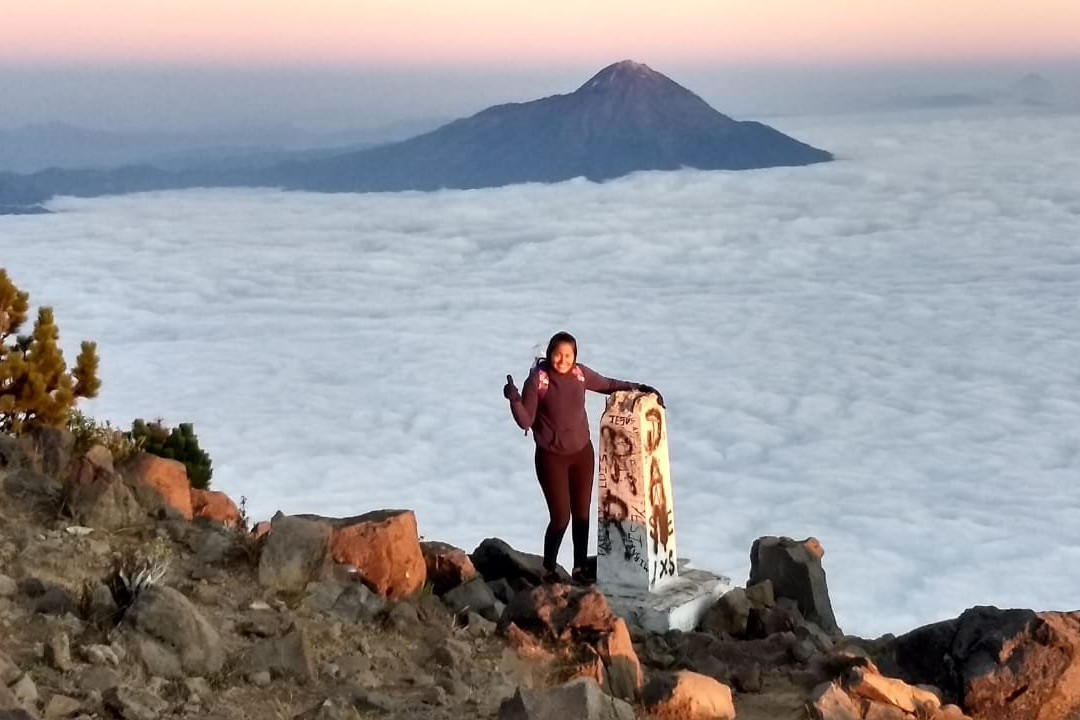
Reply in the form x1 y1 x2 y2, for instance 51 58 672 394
503 331 662 584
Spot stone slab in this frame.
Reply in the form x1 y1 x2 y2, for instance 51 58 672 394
602 567 733 634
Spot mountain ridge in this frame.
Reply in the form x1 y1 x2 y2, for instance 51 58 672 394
0 61 832 206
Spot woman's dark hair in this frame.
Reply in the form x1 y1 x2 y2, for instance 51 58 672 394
546 331 578 364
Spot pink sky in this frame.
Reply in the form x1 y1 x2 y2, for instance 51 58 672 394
5 0 1080 66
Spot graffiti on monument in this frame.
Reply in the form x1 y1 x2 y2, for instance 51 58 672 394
644 414 676 585
598 406 648 572
644 407 663 454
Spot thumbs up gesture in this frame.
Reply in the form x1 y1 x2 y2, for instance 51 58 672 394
503 374 520 401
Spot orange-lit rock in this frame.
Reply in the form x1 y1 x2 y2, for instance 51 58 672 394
644 670 735 720
191 489 241 527
597 617 643 701
319 510 426 600
420 540 477 595
120 453 193 520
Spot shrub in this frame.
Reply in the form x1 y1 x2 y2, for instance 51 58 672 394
131 418 213 490
0 268 100 434
67 410 144 464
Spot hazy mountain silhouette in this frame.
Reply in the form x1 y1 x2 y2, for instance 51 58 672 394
0 61 831 206
268 60 831 192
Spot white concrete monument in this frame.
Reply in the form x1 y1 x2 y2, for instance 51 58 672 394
597 391 731 633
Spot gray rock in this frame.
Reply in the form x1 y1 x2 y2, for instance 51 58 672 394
465 611 496 637
82 584 118 628
82 645 119 667
235 627 315 684
246 671 271 687
257 516 332 593
24 425 74 478
442 576 499 622
11 674 38 707
124 586 225 678
103 686 168 720
0 651 19 685
236 610 291 638
76 666 121 694
64 450 145 531
731 662 763 693
471 538 551 586
497 678 636 720
745 579 775 609
302 580 384 622
43 693 82 719
0 575 17 598
182 677 212 703
749 536 840 635
700 587 751 637
45 632 74 672
330 584 386 622
0 709 36 720
293 698 363 720
33 586 75 616
2 468 62 511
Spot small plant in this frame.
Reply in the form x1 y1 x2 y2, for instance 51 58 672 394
105 536 173 614
130 418 213 490
1 268 100 434
67 410 144 463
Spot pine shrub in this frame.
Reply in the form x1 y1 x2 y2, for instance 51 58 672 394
0 268 100 434
131 418 213 490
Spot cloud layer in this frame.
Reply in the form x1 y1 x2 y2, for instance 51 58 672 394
3 106 1079 637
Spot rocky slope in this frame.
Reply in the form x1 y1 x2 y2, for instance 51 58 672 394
2 427 1078 720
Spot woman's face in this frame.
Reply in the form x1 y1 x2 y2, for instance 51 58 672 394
550 342 576 374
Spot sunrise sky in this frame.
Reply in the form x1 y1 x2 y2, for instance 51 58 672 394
2 1 1078 132
5 0 1079 66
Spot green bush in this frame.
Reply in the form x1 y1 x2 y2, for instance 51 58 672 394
1 268 100 434
131 418 213 490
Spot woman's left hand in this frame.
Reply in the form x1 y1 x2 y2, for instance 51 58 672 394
636 384 665 408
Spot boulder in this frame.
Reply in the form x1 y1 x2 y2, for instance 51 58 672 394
442 577 499 622
471 537 564 587
497 677 635 720
808 681 861 720
700 587 751 637
642 670 735 720
749 536 841 635
885 607 1080 720
502 584 617 641
848 667 940 714
124 585 225 678
103 685 168 720
421 540 478 595
2 467 62 510
596 617 643 701
302 581 386 623
119 454 193 520
23 424 75 477
258 515 333 593
234 627 316 684
64 446 145 530
190 489 241 527
302 510 425 600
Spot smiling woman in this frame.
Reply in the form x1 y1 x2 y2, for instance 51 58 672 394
3 0 1080 65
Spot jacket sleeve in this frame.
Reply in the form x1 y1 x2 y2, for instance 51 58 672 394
580 364 637 395
510 368 540 430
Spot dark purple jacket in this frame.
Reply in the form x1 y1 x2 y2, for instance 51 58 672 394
510 361 636 455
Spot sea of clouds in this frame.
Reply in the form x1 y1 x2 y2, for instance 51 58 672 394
3 105 1079 637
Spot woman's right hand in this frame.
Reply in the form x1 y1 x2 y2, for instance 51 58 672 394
503 374 520 401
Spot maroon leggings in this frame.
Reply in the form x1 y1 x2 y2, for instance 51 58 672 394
535 441 595 571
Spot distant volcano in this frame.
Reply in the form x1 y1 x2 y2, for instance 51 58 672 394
0 61 831 206
269 60 832 192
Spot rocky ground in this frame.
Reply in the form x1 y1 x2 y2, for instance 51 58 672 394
3 427 1080 720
